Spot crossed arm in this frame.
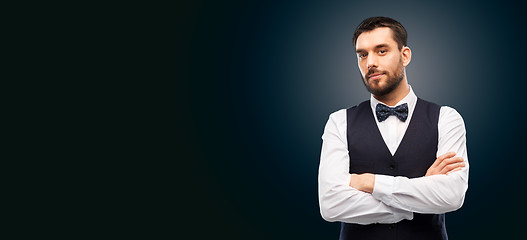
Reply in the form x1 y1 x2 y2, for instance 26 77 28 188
318 107 469 224
351 152 464 193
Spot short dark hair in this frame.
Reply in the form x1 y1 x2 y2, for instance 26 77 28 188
353 17 407 50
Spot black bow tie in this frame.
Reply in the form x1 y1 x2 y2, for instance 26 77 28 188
375 103 408 122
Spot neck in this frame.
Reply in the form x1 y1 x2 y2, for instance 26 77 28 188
373 78 410 106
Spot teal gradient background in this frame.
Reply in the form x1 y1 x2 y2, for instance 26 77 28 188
175 0 527 239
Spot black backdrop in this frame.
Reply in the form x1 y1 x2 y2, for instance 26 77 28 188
175 0 527 239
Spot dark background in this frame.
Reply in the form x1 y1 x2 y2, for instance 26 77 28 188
175 0 527 239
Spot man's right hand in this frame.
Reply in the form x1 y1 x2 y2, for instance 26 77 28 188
425 152 465 177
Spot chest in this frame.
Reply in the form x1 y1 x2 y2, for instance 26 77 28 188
346 99 439 178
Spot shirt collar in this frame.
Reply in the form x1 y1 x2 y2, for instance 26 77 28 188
370 85 418 114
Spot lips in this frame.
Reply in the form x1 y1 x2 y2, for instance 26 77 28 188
368 73 384 80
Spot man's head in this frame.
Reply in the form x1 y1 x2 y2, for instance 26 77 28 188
353 17 411 97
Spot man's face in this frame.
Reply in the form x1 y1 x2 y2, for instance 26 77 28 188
355 27 405 96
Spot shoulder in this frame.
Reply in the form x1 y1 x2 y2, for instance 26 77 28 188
327 100 369 121
438 106 466 132
439 106 465 123
325 101 370 129
327 108 347 124
322 109 348 140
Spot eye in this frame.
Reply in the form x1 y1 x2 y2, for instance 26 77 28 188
358 53 367 58
379 49 387 54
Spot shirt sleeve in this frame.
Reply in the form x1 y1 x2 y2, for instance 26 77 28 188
318 109 414 224
371 106 469 214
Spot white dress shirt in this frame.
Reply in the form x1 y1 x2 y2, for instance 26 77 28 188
318 86 469 224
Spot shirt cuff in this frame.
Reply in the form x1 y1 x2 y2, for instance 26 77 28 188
372 174 395 205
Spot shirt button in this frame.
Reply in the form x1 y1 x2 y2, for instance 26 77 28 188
388 224 394 230
389 164 395 170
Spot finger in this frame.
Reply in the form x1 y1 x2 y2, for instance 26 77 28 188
438 157 464 171
446 167 463 175
434 152 456 166
445 156 464 164
431 152 456 168
441 162 465 174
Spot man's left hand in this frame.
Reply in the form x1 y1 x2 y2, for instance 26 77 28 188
349 173 375 193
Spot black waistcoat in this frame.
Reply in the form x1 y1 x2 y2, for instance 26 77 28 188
340 98 447 240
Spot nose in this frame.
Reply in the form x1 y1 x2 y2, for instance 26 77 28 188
367 55 378 70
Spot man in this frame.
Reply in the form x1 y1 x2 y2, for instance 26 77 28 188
318 17 469 240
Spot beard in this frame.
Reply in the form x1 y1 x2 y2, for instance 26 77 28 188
361 60 404 97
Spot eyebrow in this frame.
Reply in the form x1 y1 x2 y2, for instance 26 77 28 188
356 44 390 53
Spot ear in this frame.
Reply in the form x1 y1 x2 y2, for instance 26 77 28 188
401 46 412 67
